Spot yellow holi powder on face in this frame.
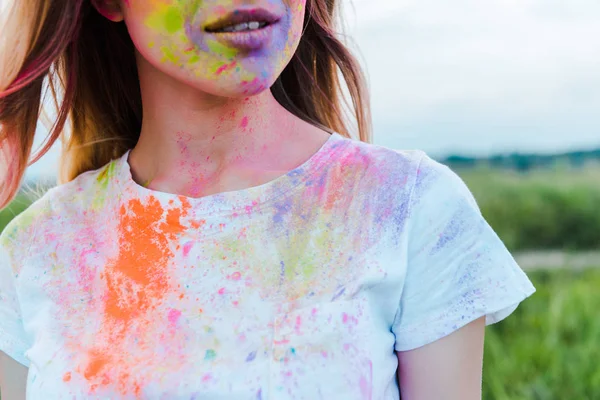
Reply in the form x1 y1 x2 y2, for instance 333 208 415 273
146 6 184 34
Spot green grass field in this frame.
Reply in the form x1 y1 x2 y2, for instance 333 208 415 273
483 266 600 400
0 194 31 233
457 164 600 252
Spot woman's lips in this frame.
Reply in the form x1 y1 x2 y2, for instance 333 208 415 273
203 8 280 33
204 22 278 51
201 8 281 51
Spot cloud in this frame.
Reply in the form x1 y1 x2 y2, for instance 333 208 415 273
344 0 600 155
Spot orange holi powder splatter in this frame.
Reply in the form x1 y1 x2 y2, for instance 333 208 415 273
80 195 191 395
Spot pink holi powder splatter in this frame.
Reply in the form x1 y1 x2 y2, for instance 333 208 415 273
215 61 237 75
218 287 226 295
167 309 182 325
240 116 249 128
182 241 194 256
359 360 373 400
231 272 242 280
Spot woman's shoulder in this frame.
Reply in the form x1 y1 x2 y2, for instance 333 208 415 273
335 135 455 190
0 158 120 251
338 135 427 167
335 136 478 217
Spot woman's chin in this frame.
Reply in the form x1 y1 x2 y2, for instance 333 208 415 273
201 78 276 99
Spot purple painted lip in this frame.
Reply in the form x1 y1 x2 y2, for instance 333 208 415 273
202 8 281 51
203 8 281 32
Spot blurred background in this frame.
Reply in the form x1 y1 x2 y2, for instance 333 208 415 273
1 0 599 399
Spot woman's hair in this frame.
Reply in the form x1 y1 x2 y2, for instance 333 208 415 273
0 0 371 208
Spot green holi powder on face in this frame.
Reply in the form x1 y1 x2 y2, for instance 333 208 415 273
204 349 217 361
146 6 183 34
188 0 203 17
161 45 180 64
207 40 239 59
163 7 184 33
188 54 200 64
209 62 227 75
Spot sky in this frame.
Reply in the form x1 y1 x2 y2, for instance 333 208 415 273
18 0 600 178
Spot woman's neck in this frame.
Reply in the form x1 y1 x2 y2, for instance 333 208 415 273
128 55 330 199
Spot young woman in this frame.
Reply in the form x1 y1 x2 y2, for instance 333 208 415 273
0 0 536 399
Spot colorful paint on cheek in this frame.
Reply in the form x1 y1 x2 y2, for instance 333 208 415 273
163 7 185 33
215 61 237 75
206 40 239 60
146 5 184 34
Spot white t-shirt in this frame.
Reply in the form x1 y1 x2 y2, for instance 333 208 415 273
0 132 535 399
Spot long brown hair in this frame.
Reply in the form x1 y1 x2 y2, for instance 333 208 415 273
0 0 371 209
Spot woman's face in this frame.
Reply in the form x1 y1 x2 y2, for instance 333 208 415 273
118 0 307 97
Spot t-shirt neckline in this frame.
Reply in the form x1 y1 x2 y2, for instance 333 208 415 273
115 132 346 216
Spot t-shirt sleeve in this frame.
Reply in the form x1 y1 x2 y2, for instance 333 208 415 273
392 153 536 352
0 228 31 367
